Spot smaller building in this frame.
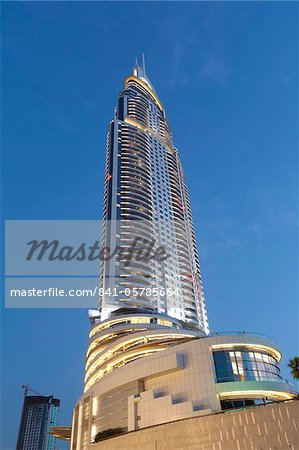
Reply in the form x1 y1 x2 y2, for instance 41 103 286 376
16 395 60 450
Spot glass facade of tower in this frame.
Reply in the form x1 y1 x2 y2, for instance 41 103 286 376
16 396 60 450
99 59 209 333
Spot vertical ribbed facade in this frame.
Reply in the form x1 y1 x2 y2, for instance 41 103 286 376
99 58 209 334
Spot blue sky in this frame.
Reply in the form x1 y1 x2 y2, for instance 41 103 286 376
1 2 298 449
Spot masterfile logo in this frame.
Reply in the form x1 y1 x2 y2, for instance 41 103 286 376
5 219 175 308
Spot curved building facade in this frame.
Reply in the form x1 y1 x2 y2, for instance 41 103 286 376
70 309 296 449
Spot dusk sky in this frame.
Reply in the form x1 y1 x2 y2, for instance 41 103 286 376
2 2 298 449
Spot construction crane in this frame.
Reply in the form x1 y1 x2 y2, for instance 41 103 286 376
22 384 43 397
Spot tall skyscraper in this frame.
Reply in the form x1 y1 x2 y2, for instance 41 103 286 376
16 395 60 450
64 58 297 449
99 56 209 333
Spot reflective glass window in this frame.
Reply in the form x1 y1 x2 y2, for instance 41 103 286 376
213 350 281 383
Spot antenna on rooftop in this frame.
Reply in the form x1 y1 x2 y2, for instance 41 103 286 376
142 53 146 73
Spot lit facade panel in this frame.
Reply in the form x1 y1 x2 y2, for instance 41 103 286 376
70 329 296 448
67 58 297 450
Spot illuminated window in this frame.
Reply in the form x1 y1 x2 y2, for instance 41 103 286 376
157 319 173 327
130 317 151 324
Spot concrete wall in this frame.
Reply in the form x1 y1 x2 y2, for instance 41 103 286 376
91 399 299 450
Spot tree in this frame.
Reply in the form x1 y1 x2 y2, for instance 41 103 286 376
288 357 299 379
